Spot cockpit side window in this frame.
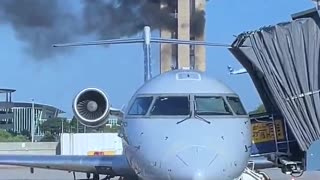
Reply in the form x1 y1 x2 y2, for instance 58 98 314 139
150 96 190 115
195 96 233 115
226 96 247 115
128 97 153 115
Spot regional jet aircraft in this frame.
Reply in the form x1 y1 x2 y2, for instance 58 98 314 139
0 26 252 180
227 66 248 75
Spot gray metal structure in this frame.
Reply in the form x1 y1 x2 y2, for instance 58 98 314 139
229 10 320 152
0 26 253 180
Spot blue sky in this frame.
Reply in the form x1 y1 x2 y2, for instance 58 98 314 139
0 1 314 118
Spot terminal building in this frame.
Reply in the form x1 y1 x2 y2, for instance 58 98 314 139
107 116 119 127
0 89 65 134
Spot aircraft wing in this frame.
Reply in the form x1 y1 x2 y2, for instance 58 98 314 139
0 155 135 177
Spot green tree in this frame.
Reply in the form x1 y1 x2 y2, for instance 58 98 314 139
250 104 266 114
69 116 84 133
103 125 120 133
20 129 31 141
0 130 13 141
40 132 56 142
7 129 17 136
0 130 29 142
40 117 70 135
10 135 29 142
68 116 120 133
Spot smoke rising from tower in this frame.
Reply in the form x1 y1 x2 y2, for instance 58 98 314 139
0 0 205 59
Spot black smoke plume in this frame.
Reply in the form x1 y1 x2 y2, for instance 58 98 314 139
0 0 80 59
0 0 205 59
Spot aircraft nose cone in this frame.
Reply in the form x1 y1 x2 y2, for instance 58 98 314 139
166 146 225 180
176 146 216 170
192 171 207 180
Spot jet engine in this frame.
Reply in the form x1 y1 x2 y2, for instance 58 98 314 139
72 88 110 127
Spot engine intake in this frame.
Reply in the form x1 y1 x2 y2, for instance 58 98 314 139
73 88 110 127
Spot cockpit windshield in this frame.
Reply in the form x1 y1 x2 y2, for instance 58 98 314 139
128 97 153 115
150 96 190 115
195 96 233 115
226 96 247 115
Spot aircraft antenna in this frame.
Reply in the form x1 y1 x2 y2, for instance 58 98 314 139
143 26 152 82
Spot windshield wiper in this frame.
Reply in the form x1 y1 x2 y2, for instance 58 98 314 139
177 95 192 124
176 113 192 124
193 101 211 124
195 113 211 124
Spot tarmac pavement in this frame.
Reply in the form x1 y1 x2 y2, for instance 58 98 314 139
0 166 117 180
0 166 319 180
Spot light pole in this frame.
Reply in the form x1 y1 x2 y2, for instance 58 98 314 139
61 118 64 134
76 120 79 133
31 98 35 143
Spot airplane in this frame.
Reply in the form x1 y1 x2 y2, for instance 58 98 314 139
0 26 253 180
227 66 247 75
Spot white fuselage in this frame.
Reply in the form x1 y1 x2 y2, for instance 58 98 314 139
118 69 252 179
122 116 251 180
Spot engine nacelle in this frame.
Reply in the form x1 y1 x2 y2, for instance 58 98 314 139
72 88 110 127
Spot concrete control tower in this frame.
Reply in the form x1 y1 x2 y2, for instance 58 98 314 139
160 0 206 73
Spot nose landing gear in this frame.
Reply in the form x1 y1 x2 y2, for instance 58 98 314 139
80 173 138 180
83 173 100 180
93 174 100 180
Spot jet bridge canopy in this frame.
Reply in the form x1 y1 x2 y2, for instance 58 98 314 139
229 10 320 151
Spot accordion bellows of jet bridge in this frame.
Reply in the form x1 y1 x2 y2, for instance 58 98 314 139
230 16 320 151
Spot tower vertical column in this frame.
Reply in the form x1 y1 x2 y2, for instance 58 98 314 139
160 30 173 73
159 0 206 73
177 0 190 69
194 0 206 72
160 1 174 73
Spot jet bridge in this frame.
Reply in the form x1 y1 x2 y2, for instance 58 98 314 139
229 7 320 172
